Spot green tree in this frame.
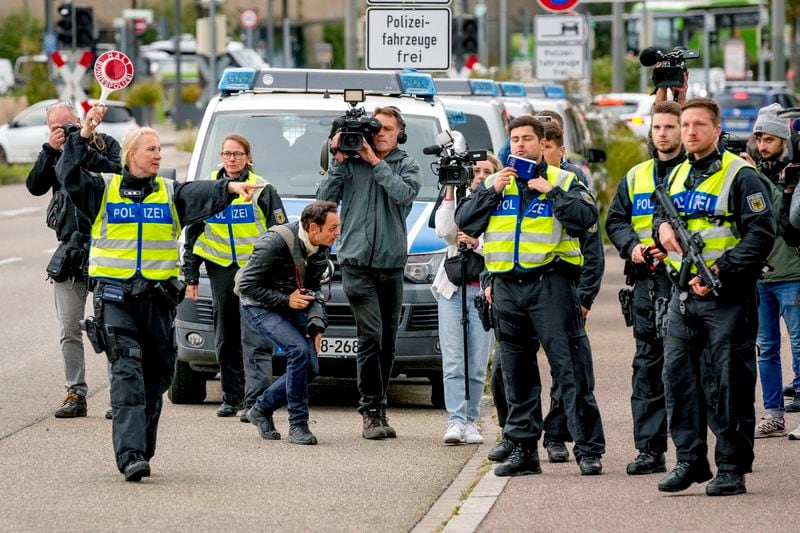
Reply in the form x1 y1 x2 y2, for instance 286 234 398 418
0 9 44 63
591 55 641 94
322 22 345 69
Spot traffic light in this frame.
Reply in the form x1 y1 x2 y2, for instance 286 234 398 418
75 7 95 48
56 4 73 46
55 4 94 48
461 16 479 55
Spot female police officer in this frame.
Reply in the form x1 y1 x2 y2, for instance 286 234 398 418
56 106 262 481
183 134 285 419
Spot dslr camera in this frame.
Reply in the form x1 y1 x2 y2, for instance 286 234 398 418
639 46 700 89
425 131 487 188
331 89 382 157
61 123 81 138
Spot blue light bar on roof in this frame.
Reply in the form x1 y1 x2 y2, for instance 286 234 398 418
543 84 566 99
218 68 258 93
398 72 436 97
499 82 526 97
469 79 498 96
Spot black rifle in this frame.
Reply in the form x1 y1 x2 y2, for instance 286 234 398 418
651 186 722 296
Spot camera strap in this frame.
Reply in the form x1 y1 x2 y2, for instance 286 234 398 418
270 224 307 289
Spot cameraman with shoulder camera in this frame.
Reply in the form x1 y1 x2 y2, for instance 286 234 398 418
456 116 605 477
26 102 120 419
240 201 339 445
318 105 422 440
738 104 800 439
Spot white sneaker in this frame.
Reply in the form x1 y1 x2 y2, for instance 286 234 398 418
444 421 466 444
464 422 484 444
754 415 787 438
789 423 800 441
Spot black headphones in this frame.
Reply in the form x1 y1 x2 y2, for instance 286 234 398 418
379 106 407 144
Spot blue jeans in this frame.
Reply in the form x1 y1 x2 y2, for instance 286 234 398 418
242 305 319 425
438 284 493 424
757 281 800 416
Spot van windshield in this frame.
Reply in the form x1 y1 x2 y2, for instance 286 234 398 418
198 111 444 200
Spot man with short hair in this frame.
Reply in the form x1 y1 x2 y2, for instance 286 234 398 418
26 101 120 418
606 100 686 475
239 201 339 445
739 103 800 436
318 106 422 439
655 98 775 496
457 115 605 477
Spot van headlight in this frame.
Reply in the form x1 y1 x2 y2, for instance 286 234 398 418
404 253 445 283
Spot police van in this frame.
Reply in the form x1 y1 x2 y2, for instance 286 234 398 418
434 78 509 154
170 68 450 406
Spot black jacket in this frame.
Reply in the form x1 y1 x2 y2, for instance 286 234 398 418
237 221 330 313
182 167 287 284
455 161 598 279
653 150 776 291
26 133 120 242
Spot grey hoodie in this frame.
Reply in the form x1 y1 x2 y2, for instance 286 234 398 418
317 147 422 269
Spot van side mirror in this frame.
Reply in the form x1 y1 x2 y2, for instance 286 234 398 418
586 148 606 164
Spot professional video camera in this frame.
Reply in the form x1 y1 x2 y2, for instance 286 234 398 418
719 131 748 156
331 89 382 157
639 46 700 89
423 130 487 187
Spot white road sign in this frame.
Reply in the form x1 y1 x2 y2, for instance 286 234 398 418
366 8 451 71
536 44 585 80
535 15 587 43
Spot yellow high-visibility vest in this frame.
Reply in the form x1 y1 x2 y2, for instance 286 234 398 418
626 159 657 248
662 151 751 273
89 174 181 280
483 165 583 273
193 171 269 267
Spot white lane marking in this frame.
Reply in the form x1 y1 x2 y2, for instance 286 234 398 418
0 257 22 267
0 207 40 218
407 202 435 253
42 248 57 254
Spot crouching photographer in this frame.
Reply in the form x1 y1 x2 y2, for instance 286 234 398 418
238 201 340 446
431 140 498 445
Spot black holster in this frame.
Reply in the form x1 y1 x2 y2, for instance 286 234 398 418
473 292 493 332
80 316 108 355
618 287 634 328
654 296 670 339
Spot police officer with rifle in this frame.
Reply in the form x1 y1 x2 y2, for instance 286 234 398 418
654 98 775 496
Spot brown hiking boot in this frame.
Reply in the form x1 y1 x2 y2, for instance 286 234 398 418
55 391 87 418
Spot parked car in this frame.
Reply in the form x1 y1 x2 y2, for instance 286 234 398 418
171 68 451 407
591 92 654 140
717 82 799 140
434 78 509 153
0 99 139 164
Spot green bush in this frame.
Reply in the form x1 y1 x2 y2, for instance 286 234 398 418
0 164 32 185
591 55 641 94
124 82 164 107
24 64 56 104
181 84 203 104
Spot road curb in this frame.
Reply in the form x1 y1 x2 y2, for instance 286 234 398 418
411 396 507 533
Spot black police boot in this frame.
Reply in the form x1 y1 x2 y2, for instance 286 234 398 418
784 384 795 397
247 405 281 440
657 461 713 492
287 423 318 445
380 407 396 438
626 450 667 475
362 409 387 440
123 459 151 482
488 438 514 462
579 456 603 476
706 472 746 496
785 395 800 413
217 402 239 417
495 443 542 477
54 391 87 418
545 441 569 463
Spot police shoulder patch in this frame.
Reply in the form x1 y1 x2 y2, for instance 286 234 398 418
746 192 766 213
580 191 595 205
588 223 598 234
274 208 287 224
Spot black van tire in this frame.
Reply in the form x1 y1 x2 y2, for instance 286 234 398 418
169 360 208 404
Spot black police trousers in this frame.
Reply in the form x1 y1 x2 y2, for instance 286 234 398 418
96 283 176 473
629 271 671 454
493 269 605 460
341 265 403 412
206 261 245 407
662 287 758 474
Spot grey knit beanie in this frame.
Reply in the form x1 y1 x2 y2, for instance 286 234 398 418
753 103 790 139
